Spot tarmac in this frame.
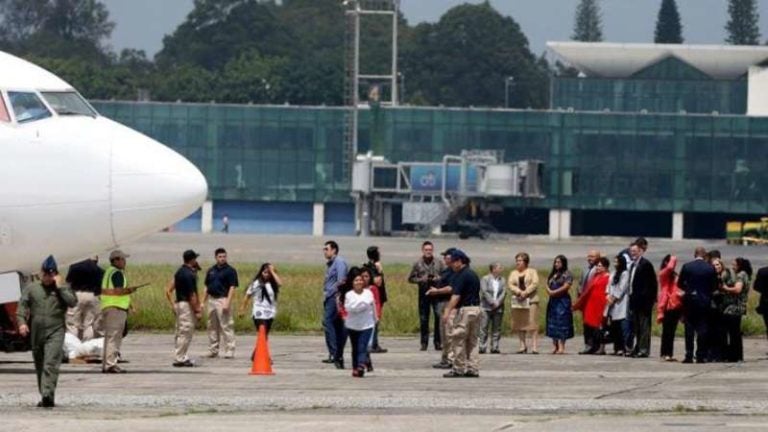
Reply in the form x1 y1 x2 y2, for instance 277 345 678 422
1 333 767 431
2 232 767 430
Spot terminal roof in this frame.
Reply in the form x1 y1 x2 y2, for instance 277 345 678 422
547 41 768 79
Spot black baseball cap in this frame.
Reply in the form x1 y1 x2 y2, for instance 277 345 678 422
449 249 470 263
183 249 200 262
440 247 457 256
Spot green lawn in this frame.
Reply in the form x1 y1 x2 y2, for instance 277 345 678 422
126 264 767 337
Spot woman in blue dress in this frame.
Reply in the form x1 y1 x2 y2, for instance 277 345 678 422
546 255 574 354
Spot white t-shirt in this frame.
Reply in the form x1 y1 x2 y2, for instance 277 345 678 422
344 289 376 331
246 280 277 320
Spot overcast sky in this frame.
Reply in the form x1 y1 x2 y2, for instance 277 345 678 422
102 0 768 57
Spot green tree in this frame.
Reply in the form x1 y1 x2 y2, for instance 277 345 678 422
152 65 220 103
0 0 113 61
401 3 548 108
276 0 346 105
572 0 603 42
655 0 684 43
217 50 287 103
155 0 293 70
726 0 761 45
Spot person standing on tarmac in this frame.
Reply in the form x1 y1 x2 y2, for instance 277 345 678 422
363 246 388 353
17 256 78 408
65 255 104 341
101 250 136 373
165 250 202 367
441 249 482 378
426 248 457 369
408 241 445 351
203 248 239 359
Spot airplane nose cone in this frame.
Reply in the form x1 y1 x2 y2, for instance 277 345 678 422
110 128 208 244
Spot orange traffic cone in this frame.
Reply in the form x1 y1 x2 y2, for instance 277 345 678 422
249 324 274 375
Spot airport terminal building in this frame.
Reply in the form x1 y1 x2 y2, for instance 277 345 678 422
93 42 768 239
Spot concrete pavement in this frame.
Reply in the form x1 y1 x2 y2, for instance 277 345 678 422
1 334 767 431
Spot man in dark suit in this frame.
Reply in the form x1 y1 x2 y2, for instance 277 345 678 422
753 265 768 346
677 247 719 363
628 240 657 358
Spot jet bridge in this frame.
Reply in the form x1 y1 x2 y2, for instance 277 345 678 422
351 150 544 236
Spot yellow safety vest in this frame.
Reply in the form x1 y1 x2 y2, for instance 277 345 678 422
101 265 130 310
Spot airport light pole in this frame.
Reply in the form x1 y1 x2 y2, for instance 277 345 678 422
505 76 515 108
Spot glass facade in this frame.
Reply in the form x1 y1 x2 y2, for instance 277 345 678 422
552 57 748 115
96 102 350 203
92 101 768 215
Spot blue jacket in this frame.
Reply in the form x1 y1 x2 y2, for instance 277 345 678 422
677 258 718 310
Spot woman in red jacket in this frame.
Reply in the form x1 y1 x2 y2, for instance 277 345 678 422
657 255 682 361
573 257 610 355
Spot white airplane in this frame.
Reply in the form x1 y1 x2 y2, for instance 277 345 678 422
0 50 208 296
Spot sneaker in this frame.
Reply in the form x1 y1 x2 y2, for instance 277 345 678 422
443 370 464 378
420 344 428 351
334 359 345 370
39 396 54 408
172 359 195 367
365 361 374 372
102 366 127 374
432 361 452 369
321 355 335 364
370 346 388 354
434 343 442 351
223 354 235 359
490 349 501 354
205 352 219 359
464 371 480 378
479 348 487 354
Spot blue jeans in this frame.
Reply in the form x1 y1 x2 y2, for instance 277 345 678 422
348 327 373 370
323 296 347 360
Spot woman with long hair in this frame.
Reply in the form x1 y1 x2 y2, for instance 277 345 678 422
240 263 282 333
508 252 540 354
607 254 630 356
721 257 752 362
545 255 574 354
657 254 682 361
240 263 282 361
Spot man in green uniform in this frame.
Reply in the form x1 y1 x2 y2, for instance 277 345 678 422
17 255 78 408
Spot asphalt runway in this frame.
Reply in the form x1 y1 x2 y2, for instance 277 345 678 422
5 233 766 430
0 334 767 431
121 232 768 269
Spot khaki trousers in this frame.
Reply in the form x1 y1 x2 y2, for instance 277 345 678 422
174 302 196 362
450 306 481 374
66 291 102 341
207 297 235 357
441 306 456 363
101 307 127 370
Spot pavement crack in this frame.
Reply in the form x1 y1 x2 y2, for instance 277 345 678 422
594 363 740 400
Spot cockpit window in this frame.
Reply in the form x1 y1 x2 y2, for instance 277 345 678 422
41 91 96 117
0 95 9 122
8 91 52 123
